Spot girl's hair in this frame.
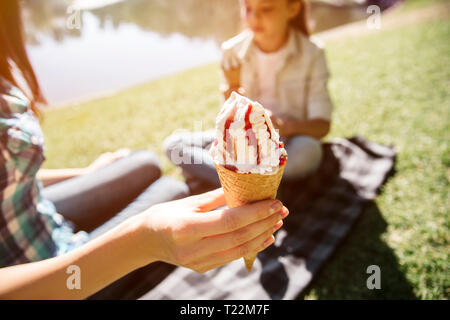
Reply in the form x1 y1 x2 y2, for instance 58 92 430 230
289 0 310 37
0 0 46 115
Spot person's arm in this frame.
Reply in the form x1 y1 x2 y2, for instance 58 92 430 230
37 168 87 187
0 215 146 299
220 49 246 100
223 84 246 101
273 46 333 140
38 149 131 187
221 64 245 100
0 189 288 299
271 116 330 139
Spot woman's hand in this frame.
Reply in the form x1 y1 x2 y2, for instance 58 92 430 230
85 148 131 174
137 188 288 273
37 149 131 187
0 189 287 298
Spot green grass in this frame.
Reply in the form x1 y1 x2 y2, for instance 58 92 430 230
41 64 221 177
302 16 450 300
403 0 450 10
41 6 449 299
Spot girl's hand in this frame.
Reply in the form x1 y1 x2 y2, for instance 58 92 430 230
222 50 241 88
85 149 131 174
138 188 288 273
269 113 289 137
271 115 284 130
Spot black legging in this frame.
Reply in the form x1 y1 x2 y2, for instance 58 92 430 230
42 150 190 299
42 150 188 233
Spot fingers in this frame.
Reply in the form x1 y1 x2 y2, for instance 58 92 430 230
112 148 131 159
115 148 131 155
222 51 240 71
191 199 284 237
98 149 130 161
222 56 230 71
230 53 240 69
192 230 276 273
185 188 226 212
192 209 286 258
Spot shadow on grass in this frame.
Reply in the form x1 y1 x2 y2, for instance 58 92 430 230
297 201 417 299
258 138 417 299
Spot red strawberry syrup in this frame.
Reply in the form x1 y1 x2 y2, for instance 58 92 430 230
223 104 237 163
244 104 260 165
221 103 286 172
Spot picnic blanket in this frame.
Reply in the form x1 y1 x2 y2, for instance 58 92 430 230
137 136 396 300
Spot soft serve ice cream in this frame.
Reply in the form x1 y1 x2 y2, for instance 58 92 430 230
210 92 288 272
209 92 287 174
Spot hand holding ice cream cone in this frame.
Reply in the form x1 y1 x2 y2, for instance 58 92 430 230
210 92 287 272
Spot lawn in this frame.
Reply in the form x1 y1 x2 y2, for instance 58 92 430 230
41 4 449 299
403 0 450 10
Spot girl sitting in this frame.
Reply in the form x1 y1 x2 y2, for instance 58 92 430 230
164 0 333 192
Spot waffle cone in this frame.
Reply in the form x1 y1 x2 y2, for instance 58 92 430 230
214 162 286 272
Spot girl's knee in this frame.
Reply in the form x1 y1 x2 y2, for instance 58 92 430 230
127 150 161 180
149 177 190 200
163 133 183 159
283 137 323 180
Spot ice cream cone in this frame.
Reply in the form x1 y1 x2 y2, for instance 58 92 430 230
214 162 286 272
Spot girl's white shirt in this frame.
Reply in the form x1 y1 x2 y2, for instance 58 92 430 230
220 28 333 122
254 42 289 113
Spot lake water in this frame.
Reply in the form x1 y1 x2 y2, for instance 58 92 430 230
28 12 224 106
23 0 388 107
25 0 240 106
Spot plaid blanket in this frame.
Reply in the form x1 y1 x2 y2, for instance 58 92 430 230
138 136 396 300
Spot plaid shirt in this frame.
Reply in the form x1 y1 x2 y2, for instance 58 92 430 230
0 77 88 268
